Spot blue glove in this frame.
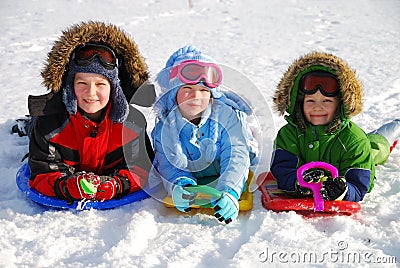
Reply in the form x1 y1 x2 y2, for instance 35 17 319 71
172 177 197 213
213 189 239 224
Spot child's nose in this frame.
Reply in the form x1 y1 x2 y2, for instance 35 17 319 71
315 101 325 108
87 83 97 95
190 90 201 98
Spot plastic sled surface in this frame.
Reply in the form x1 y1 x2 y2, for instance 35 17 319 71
259 163 361 216
164 171 254 212
16 163 150 210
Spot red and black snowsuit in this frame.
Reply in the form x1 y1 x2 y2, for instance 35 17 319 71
27 21 154 200
28 93 153 199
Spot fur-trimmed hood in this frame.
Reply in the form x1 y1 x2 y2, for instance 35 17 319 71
41 21 149 103
273 52 363 124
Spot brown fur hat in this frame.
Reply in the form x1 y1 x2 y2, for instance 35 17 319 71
41 21 149 103
273 52 363 124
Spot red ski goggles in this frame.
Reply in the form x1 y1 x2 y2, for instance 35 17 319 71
71 43 118 70
300 71 340 97
170 60 222 88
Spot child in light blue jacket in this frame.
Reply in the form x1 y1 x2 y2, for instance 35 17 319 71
151 46 255 224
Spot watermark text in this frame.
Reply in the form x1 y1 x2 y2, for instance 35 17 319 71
259 241 397 264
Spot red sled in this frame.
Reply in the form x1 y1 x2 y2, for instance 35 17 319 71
259 170 361 216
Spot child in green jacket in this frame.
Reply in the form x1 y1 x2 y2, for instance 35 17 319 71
271 52 399 202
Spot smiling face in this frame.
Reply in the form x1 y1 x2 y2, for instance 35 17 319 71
303 90 339 126
74 72 111 121
176 84 211 121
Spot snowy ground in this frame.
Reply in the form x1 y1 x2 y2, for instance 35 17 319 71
0 0 399 267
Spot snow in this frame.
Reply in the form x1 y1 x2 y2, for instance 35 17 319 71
1 0 399 267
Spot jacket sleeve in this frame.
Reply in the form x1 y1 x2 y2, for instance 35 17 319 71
270 148 299 192
151 127 195 195
270 125 301 192
337 136 372 202
117 106 153 194
344 168 370 202
28 114 74 197
215 109 250 196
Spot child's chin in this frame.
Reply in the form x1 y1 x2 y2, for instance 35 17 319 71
83 109 100 114
314 123 329 127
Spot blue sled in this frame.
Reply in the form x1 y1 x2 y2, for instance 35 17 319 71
16 163 150 210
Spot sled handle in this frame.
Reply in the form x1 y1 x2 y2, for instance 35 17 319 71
183 185 223 208
80 179 97 195
297 162 338 212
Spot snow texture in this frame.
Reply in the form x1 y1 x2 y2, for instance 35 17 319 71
0 0 399 267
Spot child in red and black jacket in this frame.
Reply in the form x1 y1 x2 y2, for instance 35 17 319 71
27 21 154 203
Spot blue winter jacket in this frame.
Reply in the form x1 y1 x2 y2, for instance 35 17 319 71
152 101 251 196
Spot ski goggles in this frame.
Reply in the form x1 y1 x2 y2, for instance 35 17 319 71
71 43 118 70
299 71 340 97
170 60 222 88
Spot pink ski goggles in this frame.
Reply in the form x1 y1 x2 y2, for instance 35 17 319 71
170 60 222 88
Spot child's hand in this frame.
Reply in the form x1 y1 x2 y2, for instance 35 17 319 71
303 169 326 183
320 176 348 201
95 176 122 201
295 183 313 196
172 177 197 212
212 189 239 224
295 168 326 196
59 172 101 201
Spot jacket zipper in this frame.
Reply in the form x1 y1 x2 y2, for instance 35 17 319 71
312 125 319 140
195 126 201 145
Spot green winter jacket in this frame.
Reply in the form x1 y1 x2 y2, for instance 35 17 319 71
276 118 374 177
274 116 375 201
270 52 387 202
